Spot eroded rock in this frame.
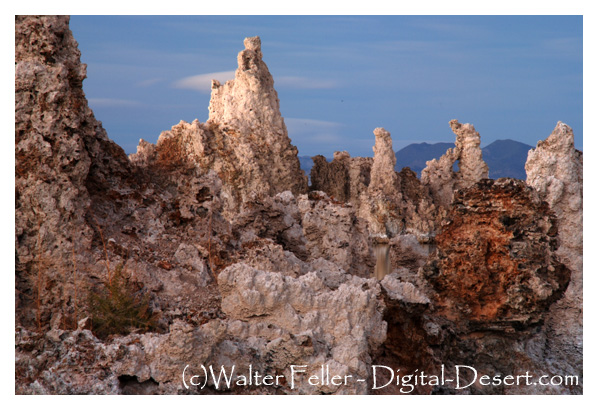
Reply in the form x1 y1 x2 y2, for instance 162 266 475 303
525 121 583 383
422 179 570 328
131 36 307 217
421 119 489 209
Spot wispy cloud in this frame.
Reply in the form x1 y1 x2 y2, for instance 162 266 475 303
87 98 143 107
172 70 236 93
285 118 345 145
276 76 337 89
541 37 582 58
173 71 337 93
285 118 342 128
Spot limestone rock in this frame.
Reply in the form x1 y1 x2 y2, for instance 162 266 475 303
208 36 283 134
380 273 430 305
131 36 308 215
232 191 309 260
421 119 489 209
451 119 489 188
389 234 431 275
395 167 437 238
298 192 374 277
310 130 437 239
16 263 388 395
15 15 583 396
370 127 398 195
15 15 131 328
310 151 372 205
525 121 583 382
217 263 387 394
310 152 351 202
422 178 570 328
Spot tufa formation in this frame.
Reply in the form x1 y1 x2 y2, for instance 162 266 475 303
15 16 582 394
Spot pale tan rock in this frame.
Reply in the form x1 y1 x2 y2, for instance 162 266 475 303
525 121 583 380
208 36 285 134
450 119 489 189
16 263 388 395
298 192 374 277
370 127 398 195
421 119 489 208
380 273 430 305
131 37 307 215
15 15 131 328
217 263 387 394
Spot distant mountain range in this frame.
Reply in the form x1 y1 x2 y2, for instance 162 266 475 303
299 139 534 181
480 139 535 180
395 139 534 180
394 142 454 176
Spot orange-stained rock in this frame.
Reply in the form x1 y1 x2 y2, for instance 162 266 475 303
422 178 570 327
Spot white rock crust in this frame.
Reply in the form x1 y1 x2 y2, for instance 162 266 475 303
16 264 388 395
421 119 489 208
209 36 285 133
131 36 307 213
525 121 583 377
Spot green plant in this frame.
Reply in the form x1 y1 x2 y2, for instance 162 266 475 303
88 264 157 339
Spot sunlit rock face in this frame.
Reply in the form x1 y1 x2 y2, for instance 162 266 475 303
15 15 132 328
370 127 398 196
525 121 583 383
131 36 307 217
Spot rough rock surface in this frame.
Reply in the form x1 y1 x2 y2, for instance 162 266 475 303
525 122 583 383
310 130 437 239
421 119 489 209
130 36 307 216
298 192 374 278
310 151 372 205
16 264 387 395
369 128 398 195
416 179 579 394
15 15 583 396
422 179 570 327
15 15 133 328
359 128 404 237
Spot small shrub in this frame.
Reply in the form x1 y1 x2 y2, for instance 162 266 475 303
88 264 157 339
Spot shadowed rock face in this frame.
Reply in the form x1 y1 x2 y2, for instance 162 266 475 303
310 151 372 205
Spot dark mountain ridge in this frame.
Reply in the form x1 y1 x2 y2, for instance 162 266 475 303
395 139 534 180
300 139 535 181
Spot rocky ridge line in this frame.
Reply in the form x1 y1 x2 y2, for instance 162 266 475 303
15 15 582 395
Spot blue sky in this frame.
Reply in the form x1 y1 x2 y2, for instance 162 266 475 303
69 15 583 157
